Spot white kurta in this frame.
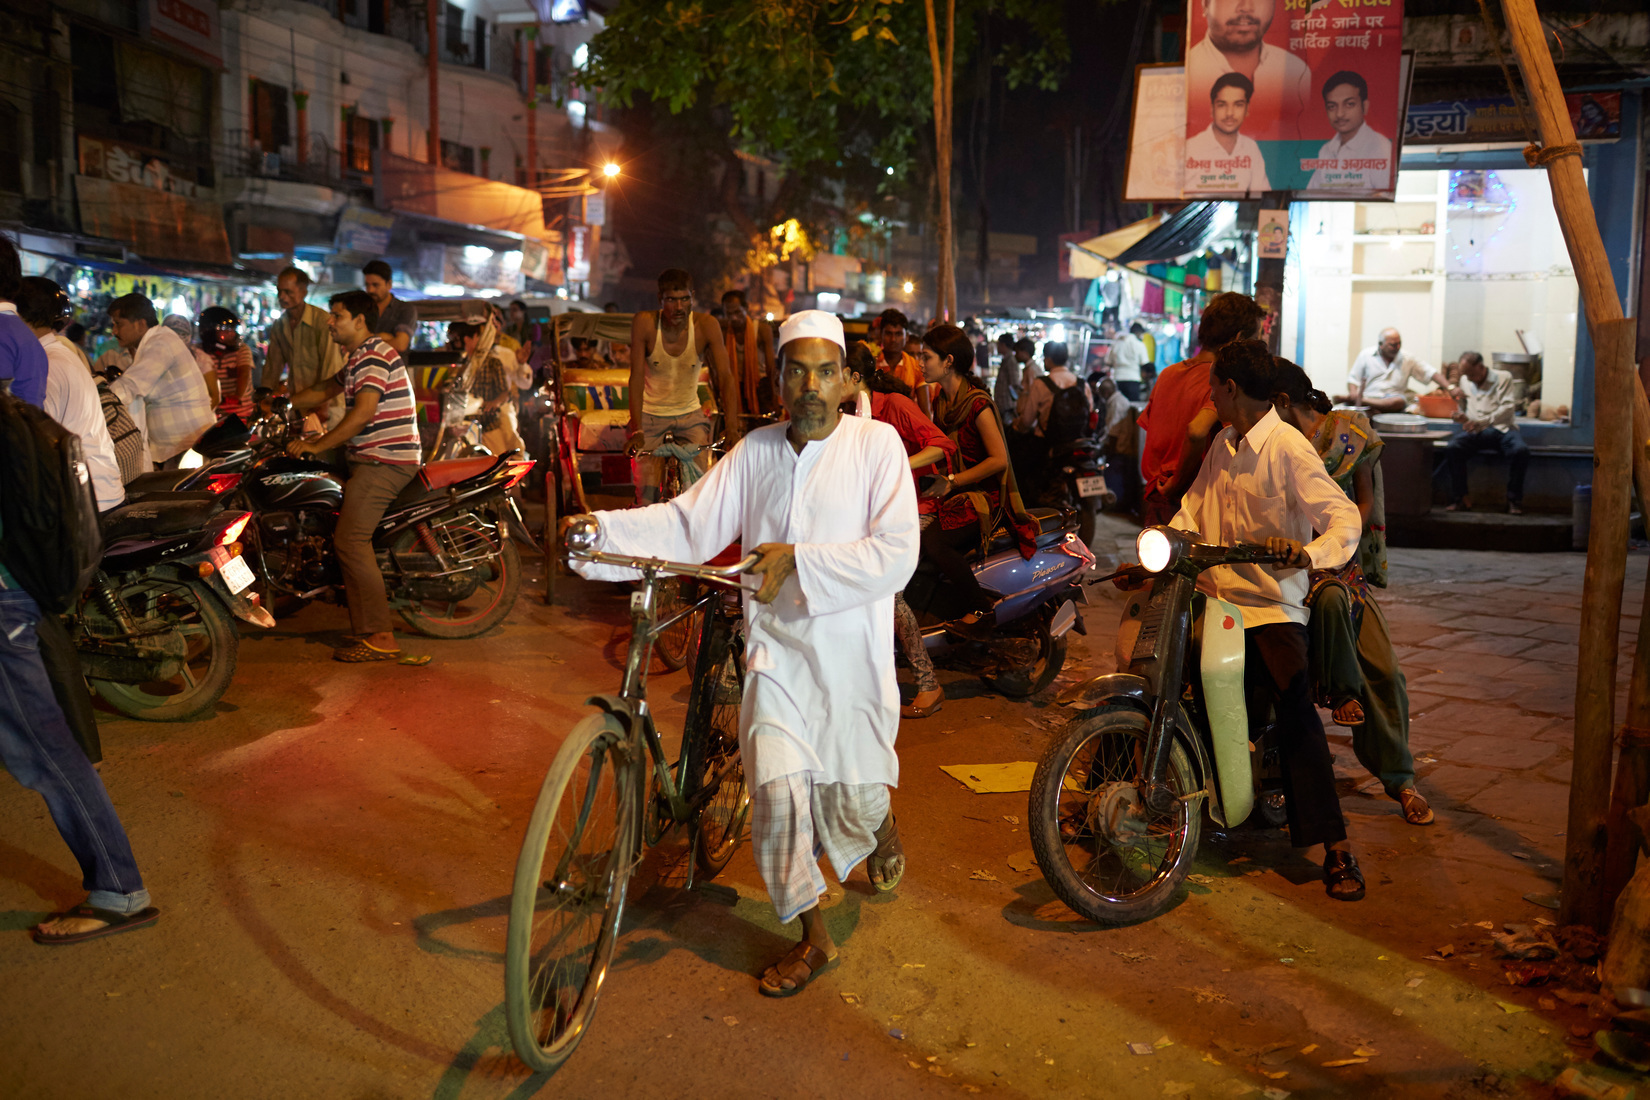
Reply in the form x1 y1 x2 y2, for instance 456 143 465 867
573 414 920 791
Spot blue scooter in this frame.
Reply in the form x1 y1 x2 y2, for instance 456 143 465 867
902 505 1095 698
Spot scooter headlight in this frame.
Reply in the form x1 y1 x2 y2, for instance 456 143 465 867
1136 526 1186 574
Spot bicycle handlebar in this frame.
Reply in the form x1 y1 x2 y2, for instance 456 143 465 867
568 549 762 587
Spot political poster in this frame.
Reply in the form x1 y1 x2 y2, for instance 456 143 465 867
1123 65 1189 202
1184 0 1405 200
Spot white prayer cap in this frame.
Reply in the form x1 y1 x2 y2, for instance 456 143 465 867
777 309 846 355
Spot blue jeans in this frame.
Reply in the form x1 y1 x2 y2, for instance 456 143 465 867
0 586 150 913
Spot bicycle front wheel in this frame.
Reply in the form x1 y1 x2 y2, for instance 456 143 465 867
505 712 636 1072
653 577 701 672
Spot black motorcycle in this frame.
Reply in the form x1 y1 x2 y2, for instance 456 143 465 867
71 493 274 721
232 402 533 638
1040 438 1109 547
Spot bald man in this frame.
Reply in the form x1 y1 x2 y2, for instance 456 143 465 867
1344 329 1450 414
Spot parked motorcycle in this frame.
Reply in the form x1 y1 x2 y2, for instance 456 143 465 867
70 492 275 721
1040 438 1110 547
232 401 533 638
901 506 1095 698
1028 525 1290 925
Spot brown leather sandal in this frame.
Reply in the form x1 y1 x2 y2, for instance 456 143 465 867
758 941 836 997
1323 850 1366 901
868 814 905 893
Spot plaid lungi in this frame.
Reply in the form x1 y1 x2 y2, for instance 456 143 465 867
751 774 889 924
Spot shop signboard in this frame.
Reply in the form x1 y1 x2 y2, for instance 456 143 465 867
334 206 397 257
567 225 591 284
78 136 200 199
75 175 231 265
142 0 222 68
1405 90 1621 146
1183 0 1405 200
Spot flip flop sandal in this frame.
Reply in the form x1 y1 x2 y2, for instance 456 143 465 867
33 904 160 946
868 815 905 893
758 941 836 998
333 640 403 663
1397 787 1435 825
1330 697 1365 726
1323 851 1366 902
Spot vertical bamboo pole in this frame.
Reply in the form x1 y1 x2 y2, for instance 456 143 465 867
1498 0 1639 929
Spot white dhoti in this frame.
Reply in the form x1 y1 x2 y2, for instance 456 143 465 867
752 774 889 923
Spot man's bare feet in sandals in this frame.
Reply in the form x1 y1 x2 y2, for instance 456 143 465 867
1396 786 1435 825
759 906 837 997
1331 697 1365 726
867 813 904 893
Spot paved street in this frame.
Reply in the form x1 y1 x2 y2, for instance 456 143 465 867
0 518 1637 1099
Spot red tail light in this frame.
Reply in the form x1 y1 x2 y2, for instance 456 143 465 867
206 473 242 494
216 511 252 546
503 460 535 490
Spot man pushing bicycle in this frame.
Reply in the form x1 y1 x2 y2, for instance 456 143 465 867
565 309 920 996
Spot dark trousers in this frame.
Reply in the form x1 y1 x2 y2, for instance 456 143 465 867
921 517 993 613
1244 622 1346 849
1115 380 1143 402
1445 426 1529 504
35 612 101 764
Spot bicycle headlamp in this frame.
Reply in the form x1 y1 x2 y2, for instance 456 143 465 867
1137 526 1188 574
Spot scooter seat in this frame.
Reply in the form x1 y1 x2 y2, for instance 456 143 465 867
100 492 224 542
976 507 1071 558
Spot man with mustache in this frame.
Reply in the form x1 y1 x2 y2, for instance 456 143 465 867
1187 0 1312 142
566 310 920 997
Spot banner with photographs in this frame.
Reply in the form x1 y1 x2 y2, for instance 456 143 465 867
1184 0 1405 199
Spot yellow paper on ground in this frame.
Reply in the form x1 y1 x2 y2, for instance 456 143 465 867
940 762 1043 793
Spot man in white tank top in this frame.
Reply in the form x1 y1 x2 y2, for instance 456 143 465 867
626 268 741 500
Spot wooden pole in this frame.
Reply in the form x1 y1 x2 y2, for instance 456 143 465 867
923 0 956 323
1499 0 1643 928
426 0 441 163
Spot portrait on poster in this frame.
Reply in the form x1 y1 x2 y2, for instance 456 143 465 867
1184 0 1404 200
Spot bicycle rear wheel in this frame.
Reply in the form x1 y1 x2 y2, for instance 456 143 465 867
505 712 635 1072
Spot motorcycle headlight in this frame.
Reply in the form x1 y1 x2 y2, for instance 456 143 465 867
1136 526 1187 574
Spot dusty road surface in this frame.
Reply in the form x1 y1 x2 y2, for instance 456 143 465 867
0 518 1630 1099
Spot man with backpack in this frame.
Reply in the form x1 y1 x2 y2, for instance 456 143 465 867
0 309 160 944
1011 341 1092 491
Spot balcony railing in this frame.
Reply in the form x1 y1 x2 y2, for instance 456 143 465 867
216 130 373 196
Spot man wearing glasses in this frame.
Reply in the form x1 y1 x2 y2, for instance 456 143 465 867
627 268 741 499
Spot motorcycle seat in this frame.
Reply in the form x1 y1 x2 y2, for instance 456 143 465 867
123 470 197 497
390 455 501 509
100 492 224 542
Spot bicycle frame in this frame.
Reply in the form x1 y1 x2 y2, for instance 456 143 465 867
572 549 758 858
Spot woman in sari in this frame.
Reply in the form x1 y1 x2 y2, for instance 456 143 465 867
918 325 1041 637
1271 360 1432 826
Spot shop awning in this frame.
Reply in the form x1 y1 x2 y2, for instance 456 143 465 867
1113 202 1230 264
1067 216 1163 280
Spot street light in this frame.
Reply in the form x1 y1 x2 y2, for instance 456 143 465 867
602 162 620 179
535 164 620 199
902 280 915 294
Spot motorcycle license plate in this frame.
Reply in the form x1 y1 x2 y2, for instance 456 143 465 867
1076 475 1108 498
219 554 255 594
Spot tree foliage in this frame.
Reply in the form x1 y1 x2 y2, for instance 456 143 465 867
586 0 1070 246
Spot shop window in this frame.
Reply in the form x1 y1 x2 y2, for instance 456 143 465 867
345 112 379 177
440 139 476 175
250 80 290 155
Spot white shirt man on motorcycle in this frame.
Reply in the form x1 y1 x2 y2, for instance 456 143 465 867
1170 338 1366 901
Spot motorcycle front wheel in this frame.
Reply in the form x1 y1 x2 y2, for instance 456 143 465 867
89 578 239 722
1029 706 1201 926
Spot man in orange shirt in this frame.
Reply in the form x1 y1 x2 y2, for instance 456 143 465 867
1137 292 1264 526
867 308 931 416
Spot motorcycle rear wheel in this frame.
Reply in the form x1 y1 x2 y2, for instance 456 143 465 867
89 578 239 722
1029 706 1201 926
395 531 522 639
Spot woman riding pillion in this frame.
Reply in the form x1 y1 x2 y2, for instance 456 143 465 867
1270 360 1433 827
844 344 959 718
917 325 1043 639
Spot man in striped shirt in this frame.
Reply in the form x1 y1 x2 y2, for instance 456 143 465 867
288 290 423 662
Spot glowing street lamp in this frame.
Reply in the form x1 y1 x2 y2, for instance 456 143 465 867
902 280 915 295
602 162 621 179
